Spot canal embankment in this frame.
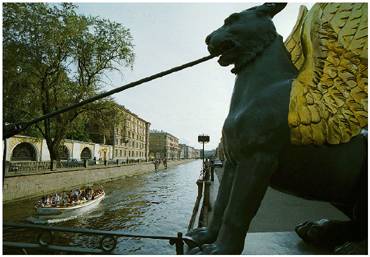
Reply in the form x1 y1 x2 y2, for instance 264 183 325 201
3 159 193 203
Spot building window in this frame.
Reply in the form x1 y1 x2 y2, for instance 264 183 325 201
115 149 118 157
124 150 126 157
120 150 122 157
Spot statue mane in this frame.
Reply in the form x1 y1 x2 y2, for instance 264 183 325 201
231 28 277 74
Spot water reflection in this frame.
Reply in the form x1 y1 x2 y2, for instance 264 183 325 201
3 160 201 254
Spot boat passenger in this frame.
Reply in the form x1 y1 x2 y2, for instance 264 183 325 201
80 190 87 201
53 193 61 206
60 192 67 206
40 196 46 206
87 190 93 200
71 189 79 202
46 195 52 206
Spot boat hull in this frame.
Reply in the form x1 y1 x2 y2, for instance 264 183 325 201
36 193 105 217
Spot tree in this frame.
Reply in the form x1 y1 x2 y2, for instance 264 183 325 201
65 100 125 144
3 3 134 163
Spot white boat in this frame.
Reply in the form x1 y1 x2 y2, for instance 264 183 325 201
27 191 105 224
36 192 105 216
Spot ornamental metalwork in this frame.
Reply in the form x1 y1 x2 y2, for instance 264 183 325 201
4 222 198 255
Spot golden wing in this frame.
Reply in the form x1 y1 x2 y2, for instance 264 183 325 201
284 5 308 71
286 3 368 145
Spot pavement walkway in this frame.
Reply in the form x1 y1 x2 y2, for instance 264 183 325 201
212 167 348 254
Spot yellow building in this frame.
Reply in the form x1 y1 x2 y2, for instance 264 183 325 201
111 105 151 162
149 130 180 160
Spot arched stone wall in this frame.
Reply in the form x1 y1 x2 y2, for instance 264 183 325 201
59 145 70 160
11 142 37 161
80 147 92 160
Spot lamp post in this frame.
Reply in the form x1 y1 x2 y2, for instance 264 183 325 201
198 134 210 169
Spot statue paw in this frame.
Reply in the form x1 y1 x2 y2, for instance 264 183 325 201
335 240 368 254
186 227 217 248
295 219 356 248
187 243 231 254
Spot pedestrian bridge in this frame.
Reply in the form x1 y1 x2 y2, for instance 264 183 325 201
187 166 347 254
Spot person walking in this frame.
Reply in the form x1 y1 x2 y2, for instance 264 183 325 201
153 159 158 171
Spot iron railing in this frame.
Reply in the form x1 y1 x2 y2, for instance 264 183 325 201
4 160 154 177
3 222 198 254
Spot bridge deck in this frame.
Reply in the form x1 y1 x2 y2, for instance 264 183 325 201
189 166 348 254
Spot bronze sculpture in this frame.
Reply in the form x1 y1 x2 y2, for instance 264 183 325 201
187 3 367 254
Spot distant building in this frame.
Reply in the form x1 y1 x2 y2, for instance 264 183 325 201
200 149 216 159
149 130 179 160
179 144 198 159
6 105 150 163
216 137 225 161
179 144 186 159
111 105 151 162
192 147 201 159
193 149 201 159
180 144 200 159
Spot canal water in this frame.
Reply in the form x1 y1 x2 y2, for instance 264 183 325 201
3 160 202 254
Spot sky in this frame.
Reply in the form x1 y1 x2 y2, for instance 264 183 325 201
78 2 313 150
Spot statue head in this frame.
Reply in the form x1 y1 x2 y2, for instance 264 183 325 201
206 3 287 73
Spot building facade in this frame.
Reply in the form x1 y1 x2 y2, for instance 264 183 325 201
179 144 199 159
149 130 180 160
6 106 150 163
191 148 201 159
5 135 113 162
179 144 186 159
189 146 200 159
111 105 151 162
215 137 225 161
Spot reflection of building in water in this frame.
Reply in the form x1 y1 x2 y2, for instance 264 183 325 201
110 105 151 162
149 130 180 160
5 135 113 161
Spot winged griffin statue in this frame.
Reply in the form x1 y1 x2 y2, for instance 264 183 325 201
187 3 367 254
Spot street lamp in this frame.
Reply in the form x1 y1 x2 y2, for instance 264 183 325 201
198 134 210 169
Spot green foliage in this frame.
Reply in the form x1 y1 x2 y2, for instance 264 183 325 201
3 3 135 160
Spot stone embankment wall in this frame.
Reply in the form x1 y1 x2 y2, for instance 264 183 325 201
4 160 193 203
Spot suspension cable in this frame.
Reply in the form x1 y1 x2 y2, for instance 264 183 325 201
4 54 216 139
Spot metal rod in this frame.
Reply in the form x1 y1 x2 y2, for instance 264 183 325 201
202 141 205 173
4 54 216 139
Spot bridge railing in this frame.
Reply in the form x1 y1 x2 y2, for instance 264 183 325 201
3 222 198 255
188 164 213 231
